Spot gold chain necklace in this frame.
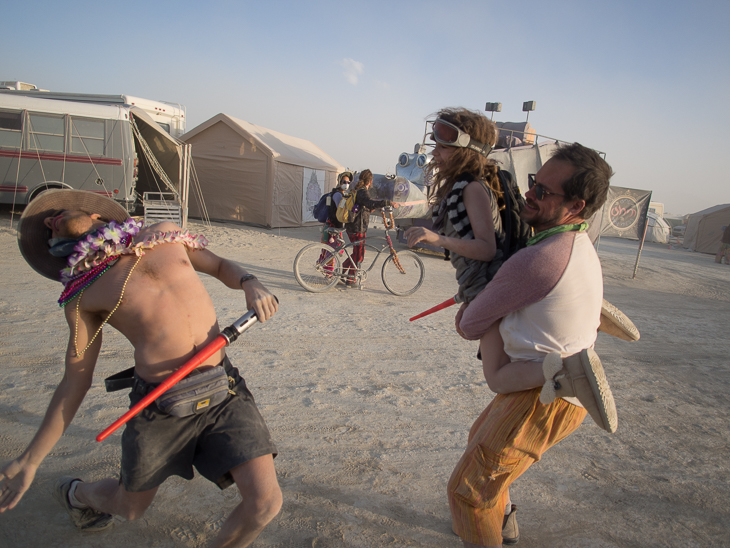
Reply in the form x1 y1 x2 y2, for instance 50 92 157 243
73 254 143 357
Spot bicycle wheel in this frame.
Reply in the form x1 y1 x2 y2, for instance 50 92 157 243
381 250 425 296
293 243 342 292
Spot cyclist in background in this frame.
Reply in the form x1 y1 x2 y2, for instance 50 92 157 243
321 171 353 246
317 172 352 275
343 169 400 286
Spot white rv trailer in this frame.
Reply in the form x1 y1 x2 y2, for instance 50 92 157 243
0 93 188 213
0 88 186 139
0 81 43 91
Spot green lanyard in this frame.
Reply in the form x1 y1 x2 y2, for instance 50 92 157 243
526 222 588 247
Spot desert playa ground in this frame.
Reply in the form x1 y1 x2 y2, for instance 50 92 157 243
0 209 728 548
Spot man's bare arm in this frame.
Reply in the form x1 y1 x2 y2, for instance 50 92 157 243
187 247 278 322
0 304 102 512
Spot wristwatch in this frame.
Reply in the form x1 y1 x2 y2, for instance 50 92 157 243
239 274 258 287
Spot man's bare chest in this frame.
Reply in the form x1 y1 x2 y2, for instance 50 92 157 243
79 247 193 313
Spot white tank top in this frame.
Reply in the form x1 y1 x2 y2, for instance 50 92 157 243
500 232 603 362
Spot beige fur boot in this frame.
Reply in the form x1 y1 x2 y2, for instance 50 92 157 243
540 349 618 433
599 299 640 341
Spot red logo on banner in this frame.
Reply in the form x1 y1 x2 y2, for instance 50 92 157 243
608 196 640 230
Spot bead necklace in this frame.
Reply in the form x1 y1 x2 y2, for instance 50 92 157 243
58 237 129 307
74 254 143 357
58 223 209 356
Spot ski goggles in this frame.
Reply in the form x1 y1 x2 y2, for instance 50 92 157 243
428 118 492 157
528 173 567 201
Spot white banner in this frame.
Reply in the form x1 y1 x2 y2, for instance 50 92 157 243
302 168 325 223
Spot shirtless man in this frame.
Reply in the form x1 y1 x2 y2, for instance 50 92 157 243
0 190 281 547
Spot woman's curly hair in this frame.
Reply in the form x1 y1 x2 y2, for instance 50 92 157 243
428 107 501 207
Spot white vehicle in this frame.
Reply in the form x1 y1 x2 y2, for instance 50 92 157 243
0 81 44 91
0 93 188 212
0 88 186 138
396 144 432 189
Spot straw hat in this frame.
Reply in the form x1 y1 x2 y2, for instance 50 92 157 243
17 190 129 281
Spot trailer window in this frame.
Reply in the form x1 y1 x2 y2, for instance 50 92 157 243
0 110 22 148
28 113 65 152
70 117 105 156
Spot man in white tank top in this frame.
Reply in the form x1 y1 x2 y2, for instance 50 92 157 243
448 144 617 548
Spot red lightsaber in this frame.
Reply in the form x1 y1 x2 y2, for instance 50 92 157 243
409 296 458 321
97 308 264 442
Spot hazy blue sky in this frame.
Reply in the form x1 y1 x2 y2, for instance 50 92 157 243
4 0 728 215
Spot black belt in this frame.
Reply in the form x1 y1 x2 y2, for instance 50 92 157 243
104 356 234 394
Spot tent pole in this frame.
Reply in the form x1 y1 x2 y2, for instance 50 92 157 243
632 191 652 279
180 143 191 230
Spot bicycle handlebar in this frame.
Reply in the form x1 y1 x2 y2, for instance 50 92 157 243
380 208 397 230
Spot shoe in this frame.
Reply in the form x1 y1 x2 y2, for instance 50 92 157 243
598 299 640 341
540 349 618 433
502 504 519 545
53 476 114 531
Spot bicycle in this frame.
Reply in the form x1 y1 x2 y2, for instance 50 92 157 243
293 207 425 296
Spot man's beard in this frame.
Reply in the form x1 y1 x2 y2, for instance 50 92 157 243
521 199 565 230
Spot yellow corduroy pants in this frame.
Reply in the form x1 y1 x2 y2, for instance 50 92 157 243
448 388 587 546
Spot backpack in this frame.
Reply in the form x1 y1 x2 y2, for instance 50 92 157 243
496 169 532 259
327 190 344 225
336 190 357 223
444 170 530 261
313 191 333 223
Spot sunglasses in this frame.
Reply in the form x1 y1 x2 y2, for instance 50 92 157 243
428 118 492 157
528 174 566 201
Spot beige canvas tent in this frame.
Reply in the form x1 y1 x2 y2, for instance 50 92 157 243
682 204 730 254
181 114 344 227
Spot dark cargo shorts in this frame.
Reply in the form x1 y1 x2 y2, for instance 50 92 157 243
120 356 277 492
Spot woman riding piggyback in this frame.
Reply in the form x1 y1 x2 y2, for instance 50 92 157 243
405 107 505 304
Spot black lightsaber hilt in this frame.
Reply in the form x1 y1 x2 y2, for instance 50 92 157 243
220 296 279 345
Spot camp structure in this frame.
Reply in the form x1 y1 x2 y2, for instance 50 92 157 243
682 203 730 254
181 114 344 228
645 211 671 244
